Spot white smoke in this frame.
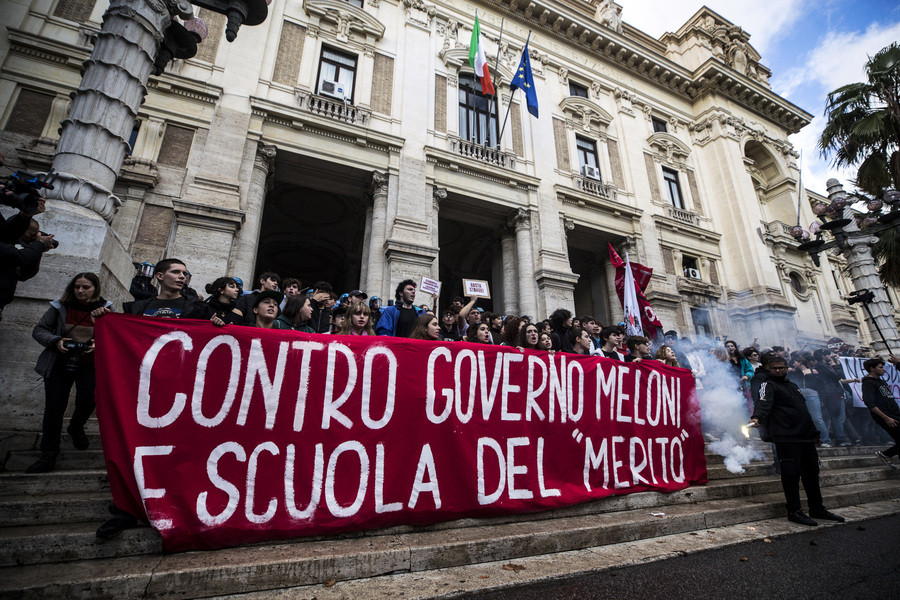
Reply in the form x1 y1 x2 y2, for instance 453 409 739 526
708 435 764 474
688 342 767 473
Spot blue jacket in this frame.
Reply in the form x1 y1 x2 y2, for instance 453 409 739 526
375 304 424 336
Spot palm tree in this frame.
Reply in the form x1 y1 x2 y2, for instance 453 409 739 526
819 42 900 287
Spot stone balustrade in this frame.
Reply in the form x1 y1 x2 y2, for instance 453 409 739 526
573 174 617 201
666 204 701 226
449 136 517 169
301 93 371 127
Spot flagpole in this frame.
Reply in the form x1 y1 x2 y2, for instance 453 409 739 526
469 10 478 144
486 18 504 147
497 31 531 148
795 151 803 226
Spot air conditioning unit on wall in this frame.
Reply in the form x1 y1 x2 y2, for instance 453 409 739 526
319 79 346 100
685 268 701 280
580 164 601 180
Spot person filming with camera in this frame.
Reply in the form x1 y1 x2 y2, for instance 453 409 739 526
27 273 113 473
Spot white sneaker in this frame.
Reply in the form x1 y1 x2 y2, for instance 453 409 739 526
875 451 897 469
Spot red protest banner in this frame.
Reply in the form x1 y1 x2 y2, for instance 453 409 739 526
94 314 706 552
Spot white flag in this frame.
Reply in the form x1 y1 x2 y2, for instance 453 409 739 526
623 253 643 337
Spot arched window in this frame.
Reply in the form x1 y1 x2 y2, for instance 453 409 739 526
458 73 498 146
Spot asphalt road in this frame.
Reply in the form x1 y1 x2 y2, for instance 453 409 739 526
468 514 900 600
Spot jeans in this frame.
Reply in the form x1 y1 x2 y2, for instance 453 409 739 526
799 388 830 445
821 394 848 445
39 361 96 453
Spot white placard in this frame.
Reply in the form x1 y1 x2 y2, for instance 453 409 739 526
463 278 491 298
420 276 441 296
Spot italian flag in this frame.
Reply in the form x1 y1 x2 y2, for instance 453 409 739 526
469 15 495 96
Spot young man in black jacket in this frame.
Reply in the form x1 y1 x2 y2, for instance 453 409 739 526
751 357 844 526
862 358 900 469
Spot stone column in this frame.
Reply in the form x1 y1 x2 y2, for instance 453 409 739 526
605 257 623 323
432 186 446 281
359 207 373 294
44 0 180 220
827 180 900 352
509 208 537 318
500 228 519 315
366 171 389 300
232 142 276 282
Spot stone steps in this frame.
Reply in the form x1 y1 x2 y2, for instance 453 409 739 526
2 449 106 472
1 480 898 600
0 460 896 567
206 500 900 600
1 442 896 599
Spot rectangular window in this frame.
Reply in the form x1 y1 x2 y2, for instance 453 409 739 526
317 47 357 103
344 0 363 6
569 82 588 98
652 117 668 133
662 167 684 209
576 136 598 169
691 308 712 337
125 120 141 157
4 89 54 137
458 73 498 145
682 256 700 279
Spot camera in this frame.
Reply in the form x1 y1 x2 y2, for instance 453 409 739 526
62 339 91 373
0 169 56 214
847 289 876 305
39 231 59 249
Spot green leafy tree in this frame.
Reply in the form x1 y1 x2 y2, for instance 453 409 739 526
819 42 900 287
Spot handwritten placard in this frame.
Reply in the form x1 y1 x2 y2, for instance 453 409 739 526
420 277 442 296
463 279 491 298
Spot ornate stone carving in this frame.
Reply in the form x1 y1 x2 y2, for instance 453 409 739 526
508 207 531 230
613 87 634 115
432 186 446 211
597 0 622 34
403 0 435 28
370 170 389 195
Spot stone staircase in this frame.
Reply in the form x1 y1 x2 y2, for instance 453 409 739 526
1 425 898 599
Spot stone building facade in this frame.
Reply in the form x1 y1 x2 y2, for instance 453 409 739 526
1 0 899 425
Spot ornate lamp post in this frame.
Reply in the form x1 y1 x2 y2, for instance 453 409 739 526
43 0 268 221
789 179 900 353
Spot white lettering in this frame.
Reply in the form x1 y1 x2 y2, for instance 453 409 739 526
137 332 192 428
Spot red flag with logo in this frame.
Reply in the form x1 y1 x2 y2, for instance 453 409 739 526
608 244 662 339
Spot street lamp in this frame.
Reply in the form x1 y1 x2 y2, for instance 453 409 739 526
790 189 900 266
786 179 900 353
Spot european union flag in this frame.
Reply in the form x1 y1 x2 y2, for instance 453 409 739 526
510 42 538 118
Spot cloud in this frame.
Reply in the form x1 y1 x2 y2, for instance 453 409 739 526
779 19 900 194
775 19 900 98
622 0 807 55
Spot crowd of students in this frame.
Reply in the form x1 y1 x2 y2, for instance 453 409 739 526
21 258 900 535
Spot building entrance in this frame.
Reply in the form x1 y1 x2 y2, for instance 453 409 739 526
254 153 370 292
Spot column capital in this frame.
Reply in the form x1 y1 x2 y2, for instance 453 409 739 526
507 207 531 231
254 142 277 171
370 170 389 195
432 186 447 210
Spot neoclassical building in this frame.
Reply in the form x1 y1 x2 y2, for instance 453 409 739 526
2 0 899 382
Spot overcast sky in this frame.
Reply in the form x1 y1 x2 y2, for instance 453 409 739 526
621 0 900 198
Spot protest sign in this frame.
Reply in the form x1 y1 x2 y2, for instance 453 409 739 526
839 357 900 408
94 314 706 552
463 279 491 298
420 277 441 297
